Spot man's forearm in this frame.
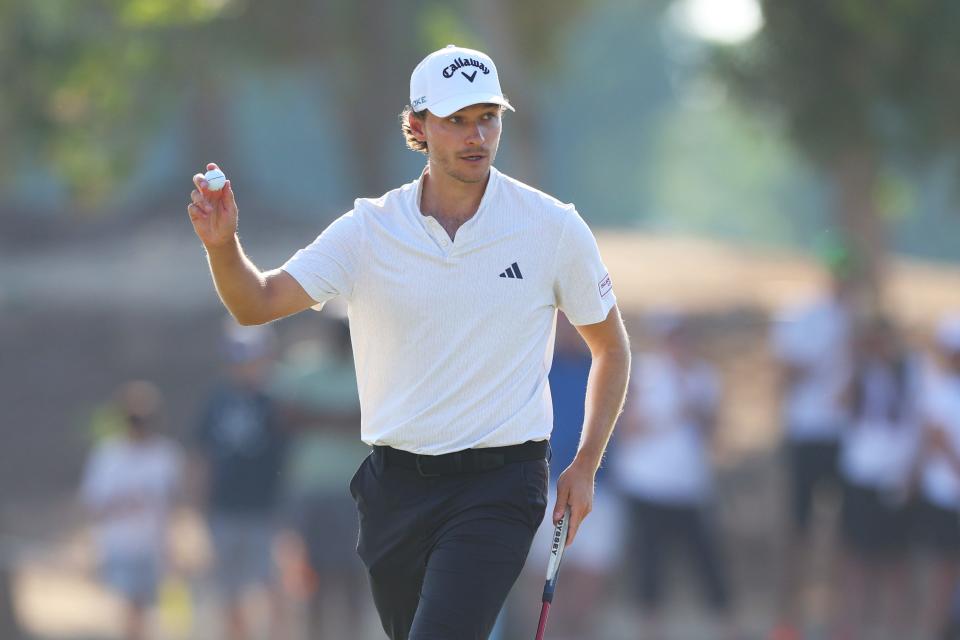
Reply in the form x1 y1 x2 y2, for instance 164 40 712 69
574 344 631 473
205 235 270 325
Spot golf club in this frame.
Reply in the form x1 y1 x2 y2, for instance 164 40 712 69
534 506 571 640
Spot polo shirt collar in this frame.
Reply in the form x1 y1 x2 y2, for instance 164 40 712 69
413 165 500 249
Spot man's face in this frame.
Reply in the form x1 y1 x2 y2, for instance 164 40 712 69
419 103 502 184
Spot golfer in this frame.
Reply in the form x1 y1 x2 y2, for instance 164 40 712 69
187 44 630 640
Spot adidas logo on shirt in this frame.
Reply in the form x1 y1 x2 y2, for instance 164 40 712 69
499 262 523 279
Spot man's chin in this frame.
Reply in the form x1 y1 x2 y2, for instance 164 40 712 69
455 173 488 185
454 160 492 183
430 155 493 184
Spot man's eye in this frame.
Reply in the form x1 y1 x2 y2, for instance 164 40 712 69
448 117 461 124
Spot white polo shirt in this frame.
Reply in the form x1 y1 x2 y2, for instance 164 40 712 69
281 167 615 454
771 296 851 440
613 352 719 504
919 364 960 510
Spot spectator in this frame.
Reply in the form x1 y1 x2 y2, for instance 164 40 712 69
769 261 854 640
915 315 960 639
832 315 920 639
613 314 735 639
521 315 625 639
191 320 289 640
80 380 182 640
272 317 369 637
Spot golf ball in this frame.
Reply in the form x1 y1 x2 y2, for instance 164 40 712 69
204 168 226 191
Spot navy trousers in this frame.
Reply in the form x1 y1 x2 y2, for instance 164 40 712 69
350 447 548 640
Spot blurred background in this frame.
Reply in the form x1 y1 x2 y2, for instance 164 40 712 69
3 0 960 638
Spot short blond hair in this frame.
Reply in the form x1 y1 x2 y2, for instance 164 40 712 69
399 106 428 154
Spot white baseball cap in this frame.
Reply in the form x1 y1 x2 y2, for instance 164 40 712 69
409 44 514 117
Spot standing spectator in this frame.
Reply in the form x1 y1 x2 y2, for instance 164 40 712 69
769 264 853 640
832 315 920 639
614 315 735 639
80 380 182 640
521 315 625 639
192 320 289 640
915 315 960 639
272 317 369 638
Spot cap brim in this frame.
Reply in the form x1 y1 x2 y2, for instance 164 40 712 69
427 93 515 118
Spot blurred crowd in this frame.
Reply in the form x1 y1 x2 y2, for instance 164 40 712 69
76 312 369 640
65 261 960 640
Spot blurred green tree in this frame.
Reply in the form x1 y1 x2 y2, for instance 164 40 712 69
227 0 594 192
0 0 232 214
0 0 593 215
717 0 960 307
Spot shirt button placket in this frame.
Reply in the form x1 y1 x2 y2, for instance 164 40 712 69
432 221 450 252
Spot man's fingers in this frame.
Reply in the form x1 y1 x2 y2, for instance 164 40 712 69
566 518 581 546
187 202 206 221
223 180 237 210
553 484 570 524
207 162 219 171
190 190 213 213
565 501 592 547
192 173 206 191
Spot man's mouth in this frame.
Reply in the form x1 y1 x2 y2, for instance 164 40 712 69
460 152 488 162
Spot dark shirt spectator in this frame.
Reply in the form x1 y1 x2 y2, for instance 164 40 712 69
195 384 288 514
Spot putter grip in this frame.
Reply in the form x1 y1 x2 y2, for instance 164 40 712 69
541 507 570 603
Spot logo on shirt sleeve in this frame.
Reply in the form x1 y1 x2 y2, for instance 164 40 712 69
598 273 612 297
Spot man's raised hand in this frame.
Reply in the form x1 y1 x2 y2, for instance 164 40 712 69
187 162 238 249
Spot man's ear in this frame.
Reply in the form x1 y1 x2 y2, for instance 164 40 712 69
408 112 427 143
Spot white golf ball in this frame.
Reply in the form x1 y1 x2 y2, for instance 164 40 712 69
204 168 226 191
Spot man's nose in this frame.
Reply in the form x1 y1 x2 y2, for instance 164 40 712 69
465 123 485 145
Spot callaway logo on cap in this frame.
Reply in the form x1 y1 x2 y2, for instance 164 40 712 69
409 44 515 117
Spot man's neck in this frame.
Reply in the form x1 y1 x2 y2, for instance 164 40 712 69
419 163 490 238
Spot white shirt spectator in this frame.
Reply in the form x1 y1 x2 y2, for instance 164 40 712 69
772 296 851 441
614 353 720 504
282 167 615 454
839 360 920 491
80 435 181 558
919 363 960 510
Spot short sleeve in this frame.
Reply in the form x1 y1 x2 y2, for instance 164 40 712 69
771 309 808 364
281 210 362 310
79 446 110 508
554 210 616 326
920 369 951 425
